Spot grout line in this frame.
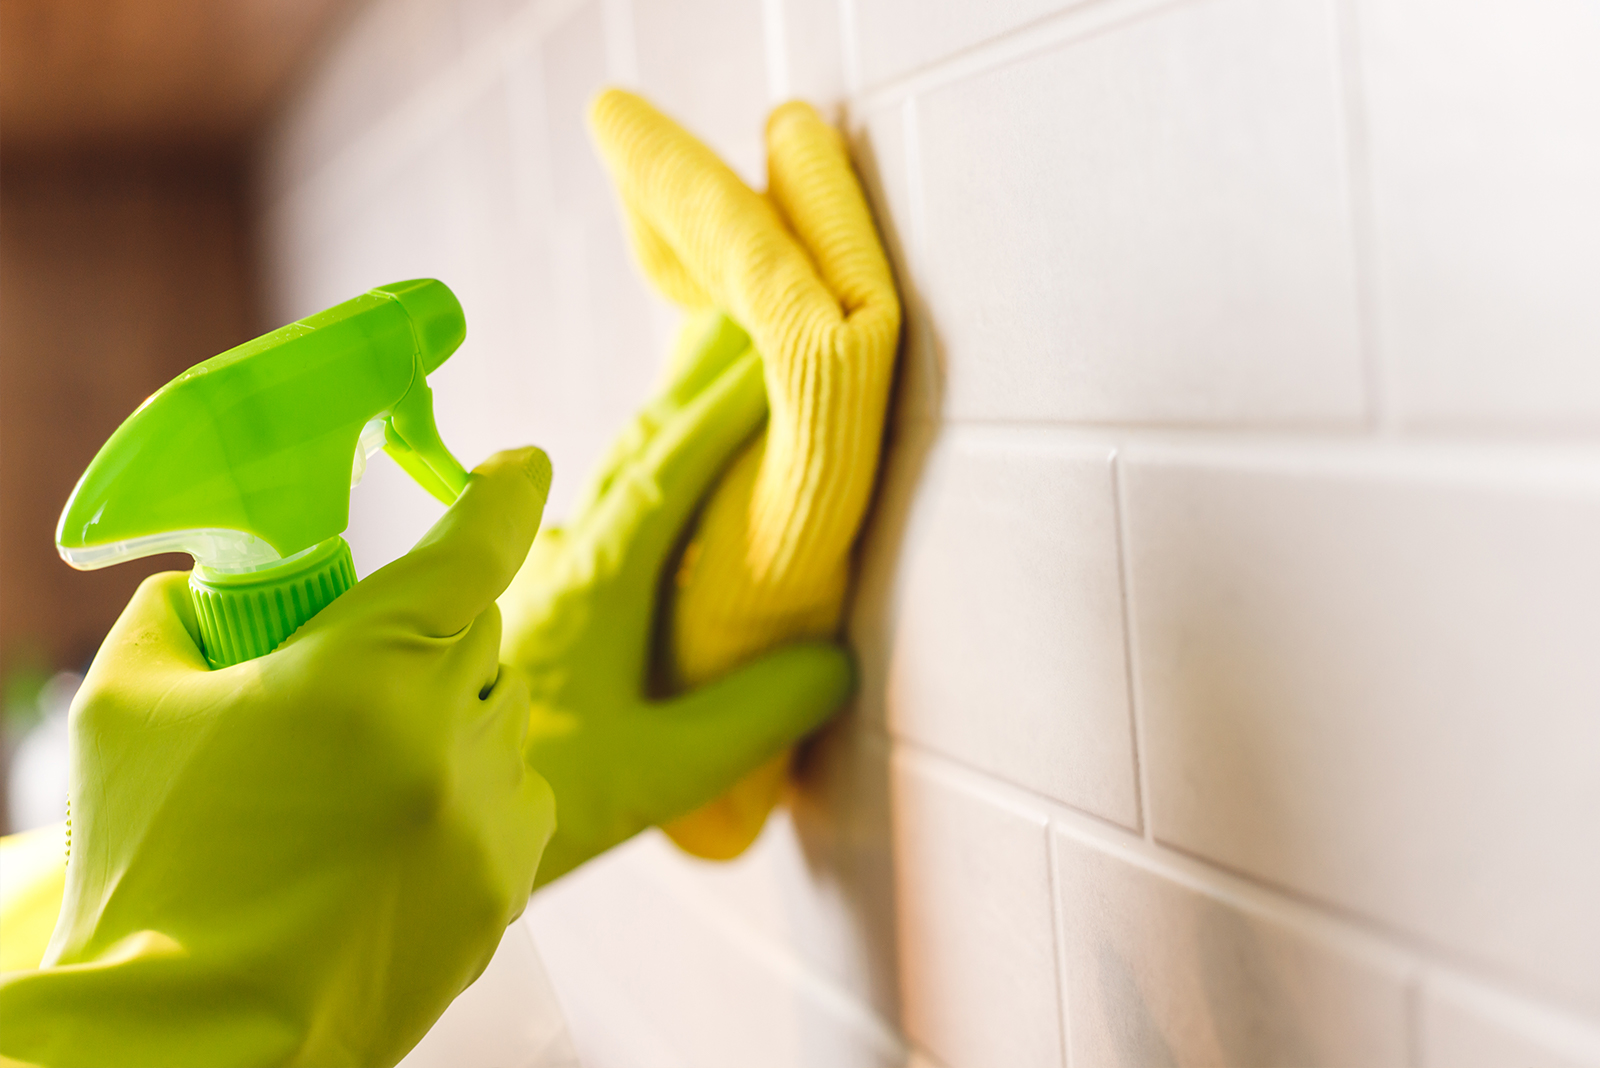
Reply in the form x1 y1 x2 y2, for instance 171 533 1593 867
934 412 1600 445
934 422 1600 488
1045 825 1075 1068
1406 970 1426 1068
851 0 1194 110
1333 0 1393 436
1109 452 1154 842
888 730 1141 839
901 738 1600 1026
913 739 1427 972
1419 967 1600 1065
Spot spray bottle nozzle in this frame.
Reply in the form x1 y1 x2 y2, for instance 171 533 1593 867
56 280 472 668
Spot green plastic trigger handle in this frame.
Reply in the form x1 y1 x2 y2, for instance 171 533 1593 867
55 279 473 668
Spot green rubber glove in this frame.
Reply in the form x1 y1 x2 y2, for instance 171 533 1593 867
501 313 855 886
0 449 556 1068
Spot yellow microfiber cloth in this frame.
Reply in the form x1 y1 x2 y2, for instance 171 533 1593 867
587 90 902 859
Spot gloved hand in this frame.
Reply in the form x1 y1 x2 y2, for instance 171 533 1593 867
587 90 901 858
0 449 555 1068
499 314 854 886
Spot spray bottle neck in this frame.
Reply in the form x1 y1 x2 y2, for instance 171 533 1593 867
189 536 356 668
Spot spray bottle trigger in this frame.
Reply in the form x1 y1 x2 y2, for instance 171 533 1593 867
382 375 470 506
383 421 454 504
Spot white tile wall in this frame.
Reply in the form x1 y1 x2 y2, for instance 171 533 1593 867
261 0 460 201
887 433 1138 827
892 752 1062 1068
1420 972 1600 1068
262 0 1600 1061
1360 0 1600 430
531 0 666 515
849 0 1082 90
913 0 1366 427
1122 447 1600 1015
630 0 770 186
1054 828 1410 1066
765 0 846 108
527 834 903 1067
617 720 902 1024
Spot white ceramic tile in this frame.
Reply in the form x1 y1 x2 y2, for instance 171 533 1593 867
293 89 520 572
456 0 526 51
264 0 462 199
850 0 1083 89
893 752 1062 1068
1054 830 1410 1066
887 434 1138 827
537 1 668 518
768 0 846 108
526 833 905 1068
625 720 901 1024
1421 972 1600 1068
1360 0 1600 429
1123 447 1600 1016
426 83 542 473
630 0 770 187
541 3 615 218
914 0 1365 427
848 413 938 741
848 101 938 426
838 94 939 753
400 919 580 1068
848 103 913 281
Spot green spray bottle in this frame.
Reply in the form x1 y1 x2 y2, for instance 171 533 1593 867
56 279 472 669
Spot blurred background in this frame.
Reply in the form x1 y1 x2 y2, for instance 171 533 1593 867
4 1 1600 1066
0 0 351 825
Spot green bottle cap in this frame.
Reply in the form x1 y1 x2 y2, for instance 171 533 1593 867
189 537 356 668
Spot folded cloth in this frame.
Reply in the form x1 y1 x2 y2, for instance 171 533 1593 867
588 90 901 858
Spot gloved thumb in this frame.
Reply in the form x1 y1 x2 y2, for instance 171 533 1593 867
646 641 854 821
350 446 553 637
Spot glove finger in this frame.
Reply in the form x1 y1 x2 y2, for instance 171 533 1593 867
638 641 853 824
477 664 554 862
764 102 899 329
591 349 766 586
658 312 754 406
352 447 552 638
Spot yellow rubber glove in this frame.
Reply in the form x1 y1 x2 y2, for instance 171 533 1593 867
0 450 555 1068
499 320 854 885
587 90 901 858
